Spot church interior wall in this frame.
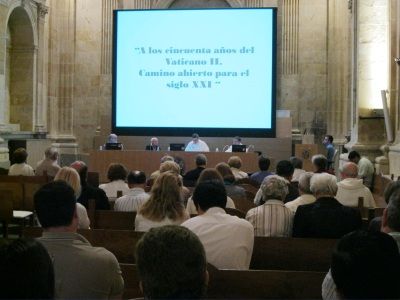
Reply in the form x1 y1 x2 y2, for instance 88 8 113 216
0 0 398 174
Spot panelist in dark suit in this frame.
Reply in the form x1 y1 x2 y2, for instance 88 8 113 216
293 173 362 238
145 137 161 151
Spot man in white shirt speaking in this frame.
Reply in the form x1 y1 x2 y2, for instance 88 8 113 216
182 180 254 270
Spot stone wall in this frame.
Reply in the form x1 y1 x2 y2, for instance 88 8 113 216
2 0 393 166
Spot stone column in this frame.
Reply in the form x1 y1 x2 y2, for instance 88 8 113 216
47 0 78 162
33 2 48 134
387 0 400 176
326 0 352 147
0 4 8 132
345 0 389 167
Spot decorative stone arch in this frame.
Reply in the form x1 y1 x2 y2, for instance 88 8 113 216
1 0 40 132
152 0 245 9
5 0 38 47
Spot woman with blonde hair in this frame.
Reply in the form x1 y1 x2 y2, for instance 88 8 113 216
135 171 189 232
54 167 90 229
186 168 236 215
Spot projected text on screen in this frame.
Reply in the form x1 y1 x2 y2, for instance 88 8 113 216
113 8 276 137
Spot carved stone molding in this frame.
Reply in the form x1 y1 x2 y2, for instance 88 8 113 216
282 0 299 75
152 0 244 8
37 2 48 18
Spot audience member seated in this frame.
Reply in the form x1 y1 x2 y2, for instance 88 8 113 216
285 172 316 213
254 160 299 205
312 154 330 174
246 175 293 237
99 163 129 198
215 162 246 200
136 226 208 299
114 170 150 212
186 168 236 215
228 156 249 180
336 162 375 208
70 160 110 210
159 160 191 203
290 156 305 182
250 156 273 185
183 154 207 186
182 180 254 269
224 136 243 152
8 147 34 176
381 189 400 249
149 155 174 181
185 133 210 152
0 238 54 299
292 173 362 238
135 171 189 232
54 167 90 229
369 181 400 232
348 150 374 189
145 137 160 151
322 230 400 299
35 147 61 177
34 181 124 299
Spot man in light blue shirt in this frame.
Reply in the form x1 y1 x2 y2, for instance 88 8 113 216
323 135 335 170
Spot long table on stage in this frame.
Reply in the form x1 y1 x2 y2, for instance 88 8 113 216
89 150 259 183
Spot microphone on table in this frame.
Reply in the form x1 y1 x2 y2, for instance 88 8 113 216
222 145 229 152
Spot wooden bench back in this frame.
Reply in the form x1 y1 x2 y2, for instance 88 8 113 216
250 236 337 271
23 227 144 264
0 175 50 211
88 209 136 230
24 226 336 272
120 263 325 299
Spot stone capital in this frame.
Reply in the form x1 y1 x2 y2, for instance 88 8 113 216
37 2 48 18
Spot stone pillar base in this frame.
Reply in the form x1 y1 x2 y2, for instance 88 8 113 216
0 137 10 169
375 156 389 175
388 143 400 177
49 135 79 167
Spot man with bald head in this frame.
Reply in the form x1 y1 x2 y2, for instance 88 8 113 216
70 161 110 210
336 162 375 208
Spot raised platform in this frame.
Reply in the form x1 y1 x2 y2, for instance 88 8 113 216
89 150 261 183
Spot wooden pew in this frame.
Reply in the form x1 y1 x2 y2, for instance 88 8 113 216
23 226 336 272
120 264 142 300
250 237 337 271
207 267 325 299
88 208 136 230
230 194 255 214
120 263 326 299
0 175 49 211
23 227 144 264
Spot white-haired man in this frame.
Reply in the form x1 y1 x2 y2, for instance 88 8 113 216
145 137 160 151
246 175 294 237
336 162 375 208
285 172 316 213
293 173 362 238
35 147 61 177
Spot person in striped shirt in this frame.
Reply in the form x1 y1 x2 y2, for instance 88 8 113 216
114 171 150 212
246 175 294 237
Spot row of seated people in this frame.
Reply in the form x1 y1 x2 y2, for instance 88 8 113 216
23 151 377 238
1 176 400 299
